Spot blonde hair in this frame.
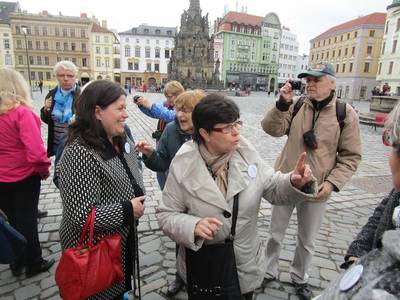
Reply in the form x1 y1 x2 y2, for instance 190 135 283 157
53 60 78 76
174 89 206 109
386 102 400 147
164 80 184 97
0 67 32 115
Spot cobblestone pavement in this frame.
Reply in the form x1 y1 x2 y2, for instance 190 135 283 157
0 90 391 300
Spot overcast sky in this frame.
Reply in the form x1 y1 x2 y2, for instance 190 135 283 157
17 0 389 54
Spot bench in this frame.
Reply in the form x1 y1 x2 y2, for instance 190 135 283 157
373 112 388 130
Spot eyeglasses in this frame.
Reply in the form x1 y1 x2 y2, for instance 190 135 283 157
176 106 192 113
383 128 394 147
212 120 243 134
57 74 75 79
165 94 174 99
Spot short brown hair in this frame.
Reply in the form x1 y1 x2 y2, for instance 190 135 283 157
164 80 184 97
174 90 206 110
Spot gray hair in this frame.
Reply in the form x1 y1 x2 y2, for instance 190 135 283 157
385 102 400 146
53 60 78 76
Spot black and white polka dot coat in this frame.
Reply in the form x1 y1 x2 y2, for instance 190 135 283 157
59 138 144 299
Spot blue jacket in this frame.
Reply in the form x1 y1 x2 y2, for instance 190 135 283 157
139 101 176 122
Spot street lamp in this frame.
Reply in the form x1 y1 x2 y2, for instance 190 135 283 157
21 25 32 97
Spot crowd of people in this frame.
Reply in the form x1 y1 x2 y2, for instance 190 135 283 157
0 61 399 300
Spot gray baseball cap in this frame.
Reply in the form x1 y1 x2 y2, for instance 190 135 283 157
298 64 336 78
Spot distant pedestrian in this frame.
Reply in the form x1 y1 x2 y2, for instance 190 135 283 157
0 67 54 278
38 80 43 94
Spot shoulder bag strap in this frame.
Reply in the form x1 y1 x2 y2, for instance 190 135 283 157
228 194 239 241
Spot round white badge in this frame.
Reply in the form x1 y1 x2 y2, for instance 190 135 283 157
124 142 131 154
339 264 363 292
247 164 257 178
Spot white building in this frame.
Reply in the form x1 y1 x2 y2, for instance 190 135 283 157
278 26 299 85
376 0 400 96
0 2 19 68
297 54 310 74
119 24 176 89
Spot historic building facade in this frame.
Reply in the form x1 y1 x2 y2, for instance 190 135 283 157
376 0 400 96
119 24 176 90
309 12 386 101
0 2 19 69
9 10 92 86
215 11 281 91
90 20 117 81
278 27 299 86
168 0 220 89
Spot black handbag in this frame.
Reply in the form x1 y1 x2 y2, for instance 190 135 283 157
186 194 242 300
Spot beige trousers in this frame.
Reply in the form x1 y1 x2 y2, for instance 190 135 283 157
265 199 327 284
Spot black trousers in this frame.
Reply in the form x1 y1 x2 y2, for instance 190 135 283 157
0 175 42 267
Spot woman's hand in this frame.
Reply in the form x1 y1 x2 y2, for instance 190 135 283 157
316 181 334 201
135 140 154 157
130 196 145 219
347 256 358 262
44 97 52 110
290 152 313 190
194 217 223 240
135 96 152 110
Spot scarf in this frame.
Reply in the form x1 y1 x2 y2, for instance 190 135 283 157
199 143 233 198
52 85 75 123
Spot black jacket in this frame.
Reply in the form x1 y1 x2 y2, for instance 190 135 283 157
40 85 81 157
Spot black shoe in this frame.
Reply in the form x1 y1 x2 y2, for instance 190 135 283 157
26 258 55 278
37 209 48 218
166 275 184 297
10 263 24 277
293 282 313 300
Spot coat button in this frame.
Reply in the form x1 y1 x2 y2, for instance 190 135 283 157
223 211 231 218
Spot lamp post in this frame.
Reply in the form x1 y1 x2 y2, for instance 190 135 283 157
21 26 32 97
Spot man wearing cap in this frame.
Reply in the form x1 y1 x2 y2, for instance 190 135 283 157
261 64 362 300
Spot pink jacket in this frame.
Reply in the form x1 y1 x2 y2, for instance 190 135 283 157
0 105 50 182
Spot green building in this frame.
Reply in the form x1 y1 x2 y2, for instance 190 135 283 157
214 11 281 91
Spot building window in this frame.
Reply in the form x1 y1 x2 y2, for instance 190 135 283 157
55 27 59 36
336 64 339 73
378 62 382 75
382 42 386 54
104 36 109 43
18 55 23 64
146 63 151 71
70 29 75 37
71 43 76 51
342 63 346 73
30 71 35 80
63 28 68 37
42 27 47 36
388 61 394 74
82 43 87 52
338 49 341 57
96 47 100 54
82 58 87 67
38 72 43 80
46 72 51 80
34 26 39 35
95 35 100 43
128 62 133 70
351 47 355 55
332 50 335 58
35 41 40 49
27 41 33 49
56 42 60 50
392 40 397 53
354 31 358 38
64 42 68 51
155 29 161 35
146 39 150 45
155 63 159 72
167 30 172 35
369 30 375 37
144 28 149 34
81 29 86 38
3 39 10 49
135 47 141 57
16 39 21 49
125 46 131 57
44 56 49 65
29 56 34 65
105 47 109 54
5 54 12 65
105 58 110 67
397 18 400 32
349 62 353 72
96 58 101 67
145 47 150 58
134 62 139 70
364 62 370 73
43 41 48 50
164 49 170 58
367 45 372 55
37 56 42 65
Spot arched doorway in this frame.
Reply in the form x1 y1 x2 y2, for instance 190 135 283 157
97 75 103 80
269 78 275 92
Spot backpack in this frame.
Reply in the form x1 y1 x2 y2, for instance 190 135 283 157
291 97 347 133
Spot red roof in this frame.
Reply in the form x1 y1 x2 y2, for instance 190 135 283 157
314 12 386 40
91 22 113 34
221 11 263 27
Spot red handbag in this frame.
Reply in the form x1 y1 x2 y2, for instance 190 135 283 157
55 208 124 300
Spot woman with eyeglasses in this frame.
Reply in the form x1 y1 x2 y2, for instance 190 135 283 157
317 104 400 299
157 94 320 300
40 61 81 188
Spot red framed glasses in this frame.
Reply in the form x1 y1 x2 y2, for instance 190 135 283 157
383 127 393 147
212 120 243 134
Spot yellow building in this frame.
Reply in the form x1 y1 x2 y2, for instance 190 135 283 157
90 20 118 81
10 10 92 87
309 13 386 101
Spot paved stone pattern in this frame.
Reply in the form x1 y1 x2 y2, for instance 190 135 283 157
0 90 391 300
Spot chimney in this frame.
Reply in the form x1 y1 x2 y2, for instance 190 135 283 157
42 10 48 16
59 11 62 16
80 13 87 18
102 20 107 29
